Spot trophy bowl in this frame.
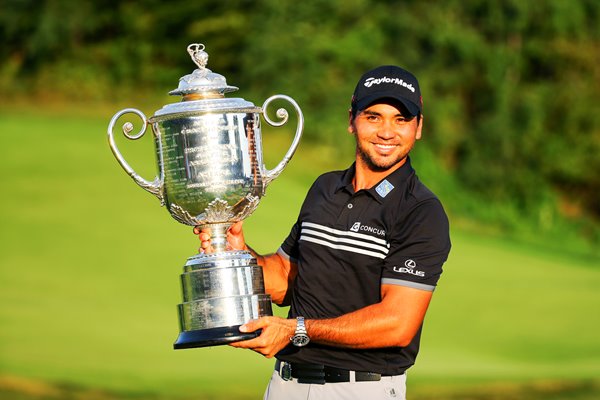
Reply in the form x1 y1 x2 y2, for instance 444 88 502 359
107 44 303 348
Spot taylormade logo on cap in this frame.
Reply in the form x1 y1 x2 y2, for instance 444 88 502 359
364 76 415 93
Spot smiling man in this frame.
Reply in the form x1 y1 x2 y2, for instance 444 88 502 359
197 65 451 400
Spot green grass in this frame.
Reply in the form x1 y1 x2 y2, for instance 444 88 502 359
0 109 598 399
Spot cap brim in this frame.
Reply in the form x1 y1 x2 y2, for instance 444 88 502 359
355 94 420 116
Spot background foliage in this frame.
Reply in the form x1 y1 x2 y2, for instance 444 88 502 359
1 0 599 252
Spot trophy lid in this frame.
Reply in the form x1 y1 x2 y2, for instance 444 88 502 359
169 44 238 97
153 44 260 118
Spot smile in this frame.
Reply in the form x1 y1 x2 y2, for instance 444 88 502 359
373 143 398 150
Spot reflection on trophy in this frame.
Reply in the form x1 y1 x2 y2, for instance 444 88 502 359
107 44 303 349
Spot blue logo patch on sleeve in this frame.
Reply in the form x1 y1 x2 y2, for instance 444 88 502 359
375 179 395 198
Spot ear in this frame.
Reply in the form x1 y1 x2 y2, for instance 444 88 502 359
415 114 424 140
347 109 355 134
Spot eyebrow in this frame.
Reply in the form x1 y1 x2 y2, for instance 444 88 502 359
361 110 411 119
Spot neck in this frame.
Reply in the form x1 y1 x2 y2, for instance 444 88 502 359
353 157 407 191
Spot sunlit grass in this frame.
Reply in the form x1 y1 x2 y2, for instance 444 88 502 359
0 110 598 398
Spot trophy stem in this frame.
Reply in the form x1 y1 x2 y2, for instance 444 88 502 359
200 223 231 253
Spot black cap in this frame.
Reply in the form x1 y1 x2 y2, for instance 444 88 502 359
351 65 422 116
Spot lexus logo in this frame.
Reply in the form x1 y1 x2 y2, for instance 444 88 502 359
393 259 425 277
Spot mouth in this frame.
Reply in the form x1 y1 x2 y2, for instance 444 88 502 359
372 143 398 153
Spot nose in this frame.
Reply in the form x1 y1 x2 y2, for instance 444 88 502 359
377 120 396 140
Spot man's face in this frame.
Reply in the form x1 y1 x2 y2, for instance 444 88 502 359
348 102 423 172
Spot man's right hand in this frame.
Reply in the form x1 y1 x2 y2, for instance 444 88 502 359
193 221 247 254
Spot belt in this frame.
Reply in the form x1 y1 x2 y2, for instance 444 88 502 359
275 360 389 384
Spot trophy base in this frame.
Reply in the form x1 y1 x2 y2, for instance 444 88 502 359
173 325 261 349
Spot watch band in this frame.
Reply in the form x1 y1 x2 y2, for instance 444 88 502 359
296 316 307 334
291 316 310 347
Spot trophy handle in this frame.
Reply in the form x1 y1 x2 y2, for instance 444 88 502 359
107 108 165 205
261 95 304 185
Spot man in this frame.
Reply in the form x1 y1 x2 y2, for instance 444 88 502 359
197 65 451 399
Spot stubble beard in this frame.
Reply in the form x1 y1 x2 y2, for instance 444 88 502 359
356 140 410 172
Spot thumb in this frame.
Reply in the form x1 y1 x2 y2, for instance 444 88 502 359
229 221 244 235
239 318 262 333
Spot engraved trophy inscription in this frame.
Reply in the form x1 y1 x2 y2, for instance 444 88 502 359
107 44 303 349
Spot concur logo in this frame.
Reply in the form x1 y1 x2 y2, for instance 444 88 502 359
350 222 386 236
393 259 425 277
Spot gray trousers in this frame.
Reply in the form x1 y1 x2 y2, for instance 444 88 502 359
263 369 407 400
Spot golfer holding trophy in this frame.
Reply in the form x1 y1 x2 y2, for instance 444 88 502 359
108 44 303 349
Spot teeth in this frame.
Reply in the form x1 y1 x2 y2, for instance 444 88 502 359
375 144 396 149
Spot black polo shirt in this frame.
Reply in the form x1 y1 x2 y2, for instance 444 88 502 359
276 157 451 375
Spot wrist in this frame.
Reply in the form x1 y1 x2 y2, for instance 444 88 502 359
290 316 310 347
246 243 257 256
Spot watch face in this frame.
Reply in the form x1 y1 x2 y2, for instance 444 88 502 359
292 334 310 347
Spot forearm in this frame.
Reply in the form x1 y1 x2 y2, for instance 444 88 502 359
305 286 432 349
230 285 432 358
305 305 406 348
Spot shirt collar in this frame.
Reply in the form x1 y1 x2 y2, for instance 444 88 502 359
335 157 415 203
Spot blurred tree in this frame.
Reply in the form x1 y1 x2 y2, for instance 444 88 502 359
1 0 598 242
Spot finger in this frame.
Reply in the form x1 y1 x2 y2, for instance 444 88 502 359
196 227 211 235
199 232 211 242
229 337 279 359
229 338 260 349
200 243 215 253
229 221 244 235
229 332 270 350
239 318 265 333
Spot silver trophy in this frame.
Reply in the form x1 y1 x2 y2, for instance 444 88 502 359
107 44 303 349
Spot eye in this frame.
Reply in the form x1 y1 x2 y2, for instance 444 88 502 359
365 114 380 122
396 116 416 125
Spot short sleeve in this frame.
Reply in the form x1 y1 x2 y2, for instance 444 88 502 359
279 220 301 263
277 176 327 263
381 199 451 291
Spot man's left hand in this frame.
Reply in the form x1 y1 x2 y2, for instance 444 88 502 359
229 316 296 358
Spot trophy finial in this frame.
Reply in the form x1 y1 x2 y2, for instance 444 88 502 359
170 43 238 97
187 43 208 69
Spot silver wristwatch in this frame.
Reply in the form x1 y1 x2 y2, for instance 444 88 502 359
290 316 310 347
